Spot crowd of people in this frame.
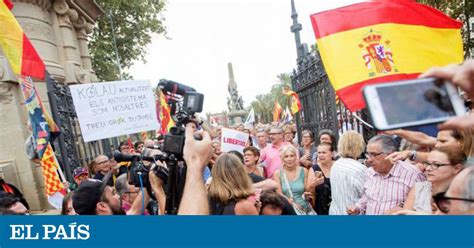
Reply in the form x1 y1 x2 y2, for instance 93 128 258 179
1 61 474 216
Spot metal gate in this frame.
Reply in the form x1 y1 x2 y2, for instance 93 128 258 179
45 72 115 182
289 0 375 144
291 52 339 142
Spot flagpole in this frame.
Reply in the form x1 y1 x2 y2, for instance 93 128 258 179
108 10 123 81
108 10 129 147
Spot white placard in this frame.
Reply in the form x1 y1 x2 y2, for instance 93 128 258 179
220 128 249 154
70 80 159 142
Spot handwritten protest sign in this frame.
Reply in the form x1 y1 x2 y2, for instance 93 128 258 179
70 81 159 142
220 128 249 154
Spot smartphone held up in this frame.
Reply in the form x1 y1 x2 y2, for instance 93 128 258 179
363 78 466 130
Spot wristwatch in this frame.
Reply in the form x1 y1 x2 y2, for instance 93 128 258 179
409 150 417 161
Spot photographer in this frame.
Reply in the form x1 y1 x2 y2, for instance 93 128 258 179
143 149 167 215
73 162 166 215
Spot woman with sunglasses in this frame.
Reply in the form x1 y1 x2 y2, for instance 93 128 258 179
402 147 465 213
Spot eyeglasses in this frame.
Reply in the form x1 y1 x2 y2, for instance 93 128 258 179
365 152 385 158
269 132 282 135
422 162 453 170
433 192 474 214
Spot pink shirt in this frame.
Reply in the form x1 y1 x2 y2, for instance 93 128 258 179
122 201 150 215
357 161 425 215
260 142 284 178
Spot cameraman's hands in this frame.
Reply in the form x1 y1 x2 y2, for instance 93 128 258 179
149 161 167 186
149 160 167 215
179 123 213 215
183 123 213 172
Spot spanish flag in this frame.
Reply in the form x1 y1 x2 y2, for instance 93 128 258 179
283 86 301 115
273 100 283 122
311 1 463 112
0 0 45 79
159 90 175 134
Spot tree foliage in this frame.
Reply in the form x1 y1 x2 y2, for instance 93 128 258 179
90 0 167 81
250 73 294 124
417 0 473 58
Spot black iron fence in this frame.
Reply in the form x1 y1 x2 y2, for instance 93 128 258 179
291 51 375 145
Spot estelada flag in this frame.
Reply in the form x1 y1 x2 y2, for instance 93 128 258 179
0 0 45 79
19 76 60 158
273 100 283 122
19 75 64 209
283 86 301 115
158 90 175 134
311 0 463 112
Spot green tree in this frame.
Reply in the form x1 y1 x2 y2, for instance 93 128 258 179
272 73 294 111
90 0 167 81
417 0 473 58
251 93 273 123
250 73 295 123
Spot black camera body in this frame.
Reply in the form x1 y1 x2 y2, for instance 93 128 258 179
113 151 169 191
114 80 204 214
158 79 204 159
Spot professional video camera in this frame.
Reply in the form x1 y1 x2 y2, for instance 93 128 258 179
114 79 204 214
158 79 204 159
113 151 169 196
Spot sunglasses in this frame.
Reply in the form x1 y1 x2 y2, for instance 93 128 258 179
432 192 474 214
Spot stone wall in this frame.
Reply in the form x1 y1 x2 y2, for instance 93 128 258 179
0 0 102 211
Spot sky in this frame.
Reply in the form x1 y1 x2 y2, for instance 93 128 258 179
128 0 365 115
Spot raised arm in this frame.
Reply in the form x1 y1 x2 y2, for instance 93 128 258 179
178 124 213 215
385 129 436 148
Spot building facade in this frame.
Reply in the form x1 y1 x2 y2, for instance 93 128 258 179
0 0 102 211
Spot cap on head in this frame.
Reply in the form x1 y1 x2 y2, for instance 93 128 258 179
73 167 88 178
72 172 112 215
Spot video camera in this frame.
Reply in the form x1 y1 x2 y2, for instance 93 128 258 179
113 151 169 189
114 80 204 214
158 79 204 159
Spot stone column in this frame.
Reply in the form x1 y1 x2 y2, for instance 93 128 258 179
13 0 65 82
53 0 86 84
75 20 97 82
0 0 102 211
0 0 70 211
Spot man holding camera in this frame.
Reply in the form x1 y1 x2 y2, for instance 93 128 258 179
72 123 213 215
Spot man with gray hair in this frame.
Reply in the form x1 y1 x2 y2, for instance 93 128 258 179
348 135 425 215
434 166 474 215
115 174 143 214
259 126 285 178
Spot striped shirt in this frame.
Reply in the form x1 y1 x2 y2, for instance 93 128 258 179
357 161 426 215
329 158 367 215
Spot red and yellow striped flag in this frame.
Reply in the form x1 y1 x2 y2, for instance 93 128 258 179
141 131 148 141
159 90 175 134
273 100 283 122
0 0 45 79
311 1 463 112
283 86 301 115
41 144 65 196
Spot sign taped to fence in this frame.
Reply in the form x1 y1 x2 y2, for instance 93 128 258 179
70 80 159 142
220 128 249 154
